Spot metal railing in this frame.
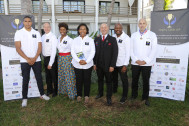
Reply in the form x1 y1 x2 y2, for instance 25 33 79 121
7 4 137 16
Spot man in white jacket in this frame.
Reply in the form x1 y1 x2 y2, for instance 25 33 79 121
130 19 157 106
112 23 130 104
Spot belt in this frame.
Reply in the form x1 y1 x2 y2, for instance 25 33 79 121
59 52 71 56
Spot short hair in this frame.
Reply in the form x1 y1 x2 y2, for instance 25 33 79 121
58 22 68 30
23 16 32 21
77 23 89 35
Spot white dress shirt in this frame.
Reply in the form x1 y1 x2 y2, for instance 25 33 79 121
131 30 157 66
42 32 58 66
57 35 73 53
71 35 95 69
113 32 130 66
14 27 41 63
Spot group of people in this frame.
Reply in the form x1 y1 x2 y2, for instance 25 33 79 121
14 16 157 107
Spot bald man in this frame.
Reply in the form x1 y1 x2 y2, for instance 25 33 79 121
42 22 58 97
130 19 157 106
94 23 118 106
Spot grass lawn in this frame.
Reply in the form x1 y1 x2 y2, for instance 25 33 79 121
0 68 189 126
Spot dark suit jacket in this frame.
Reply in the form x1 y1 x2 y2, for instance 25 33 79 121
94 34 118 72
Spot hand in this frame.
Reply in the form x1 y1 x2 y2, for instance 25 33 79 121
30 57 37 65
93 65 97 71
79 60 87 65
47 65 52 69
121 66 127 73
136 60 146 66
26 58 33 65
109 67 114 72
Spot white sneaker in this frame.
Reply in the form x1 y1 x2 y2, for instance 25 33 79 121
22 99 27 107
41 94 50 100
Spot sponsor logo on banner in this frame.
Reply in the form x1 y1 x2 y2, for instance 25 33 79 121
180 66 186 72
5 88 13 90
13 82 18 86
11 18 24 31
154 89 161 92
156 81 162 84
169 77 176 81
15 87 22 89
166 86 170 89
157 93 162 96
12 91 19 94
15 94 21 98
165 72 169 76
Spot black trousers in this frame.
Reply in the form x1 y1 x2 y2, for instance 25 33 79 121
74 67 92 97
97 67 112 98
21 61 44 99
112 66 129 97
131 65 152 100
44 56 58 95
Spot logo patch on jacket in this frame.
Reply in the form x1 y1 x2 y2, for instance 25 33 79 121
146 41 150 46
108 43 111 45
96 42 98 46
63 41 67 44
85 42 89 45
46 39 49 42
118 39 123 43
32 34 36 38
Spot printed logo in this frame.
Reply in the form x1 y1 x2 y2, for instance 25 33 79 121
11 18 23 31
163 14 176 28
156 81 162 84
12 91 19 94
13 82 18 86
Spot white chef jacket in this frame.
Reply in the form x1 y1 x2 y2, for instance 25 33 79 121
14 27 41 63
42 32 58 66
57 35 73 53
113 32 130 66
71 35 95 69
131 30 157 66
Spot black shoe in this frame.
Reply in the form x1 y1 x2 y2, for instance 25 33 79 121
46 92 52 96
130 96 137 100
145 100 150 106
95 94 103 99
120 97 127 104
52 93 57 97
107 98 112 106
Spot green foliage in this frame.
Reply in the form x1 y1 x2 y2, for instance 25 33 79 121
164 0 175 10
67 33 77 39
89 31 98 39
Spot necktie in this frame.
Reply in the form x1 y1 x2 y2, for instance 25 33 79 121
102 36 105 41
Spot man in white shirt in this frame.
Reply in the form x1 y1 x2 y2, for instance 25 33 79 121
14 16 50 107
112 23 130 104
130 19 157 106
42 23 58 97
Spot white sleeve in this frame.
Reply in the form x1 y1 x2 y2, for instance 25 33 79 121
143 33 157 64
48 36 58 66
71 39 80 63
14 31 21 42
37 32 42 43
86 39 95 64
123 36 131 66
130 34 138 63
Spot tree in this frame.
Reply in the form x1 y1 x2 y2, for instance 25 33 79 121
38 0 43 35
107 0 115 27
21 0 32 15
153 0 165 11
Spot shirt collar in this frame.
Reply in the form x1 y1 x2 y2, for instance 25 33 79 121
23 27 33 32
45 31 52 37
79 35 88 40
101 34 108 39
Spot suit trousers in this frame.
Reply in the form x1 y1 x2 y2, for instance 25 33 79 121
21 61 44 99
112 66 129 97
44 56 58 94
97 67 112 98
74 67 92 97
131 65 152 100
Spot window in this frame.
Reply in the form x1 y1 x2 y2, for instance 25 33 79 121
63 0 85 13
0 0 4 13
99 1 120 14
32 0 48 13
68 30 77 38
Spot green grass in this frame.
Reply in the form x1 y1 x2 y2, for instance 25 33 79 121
0 74 189 126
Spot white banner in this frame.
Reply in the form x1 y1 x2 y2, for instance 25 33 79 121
149 43 189 101
1 45 40 101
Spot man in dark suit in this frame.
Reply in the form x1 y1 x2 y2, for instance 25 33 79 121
93 23 118 106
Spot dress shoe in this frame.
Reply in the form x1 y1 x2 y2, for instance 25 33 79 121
120 97 127 104
107 98 112 106
52 93 57 97
46 92 52 96
95 94 103 99
77 96 82 102
145 100 150 106
84 96 89 104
